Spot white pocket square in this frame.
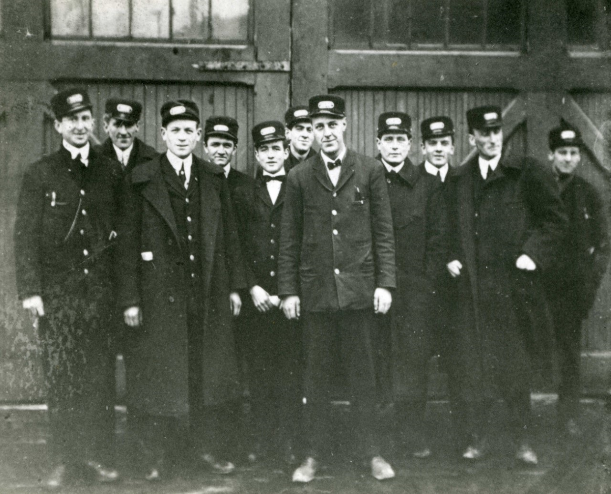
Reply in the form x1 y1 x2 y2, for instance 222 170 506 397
141 251 153 261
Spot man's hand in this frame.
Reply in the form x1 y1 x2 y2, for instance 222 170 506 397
516 254 536 271
124 306 142 327
281 295 301 320
447 260 463 278
250 285 273 313
229 292 242 317
23 295 44 318
374 288 392 315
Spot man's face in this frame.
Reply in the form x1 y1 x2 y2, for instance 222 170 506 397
549 146 581 175
312 116 346 159
54 109 94 148
161 119 201 158
421 136 455 167
204 137 237 167
255 140 289 175
469 127 503 160
104 117 139 150
376 133 411 166
286 122 314 154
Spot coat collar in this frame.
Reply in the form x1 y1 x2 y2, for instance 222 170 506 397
312 149 356 192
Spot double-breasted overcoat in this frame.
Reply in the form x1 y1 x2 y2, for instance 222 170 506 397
116 154 246 417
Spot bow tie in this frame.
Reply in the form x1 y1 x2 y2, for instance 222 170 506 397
263 174 286 183
327 159 341 170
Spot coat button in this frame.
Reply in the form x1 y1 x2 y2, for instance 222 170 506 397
270 271 276 277
191 273 196 278
333 192 337 197
169 296 175 303
271 223 275 228
84 268 89 275
80 189 85 196
270 239 275 244
190 254 195 261
83 249 89 256
332 210 337 216
81 209 87 216
188 235 193 241
187 216 192 222
80 229 85 235
333 229 338 235
270 255 275 260
334 268 340 274
186 198 190 203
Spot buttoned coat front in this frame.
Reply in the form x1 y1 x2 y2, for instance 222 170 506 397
447 154 568 401
116 154 246 416
278 149 396 312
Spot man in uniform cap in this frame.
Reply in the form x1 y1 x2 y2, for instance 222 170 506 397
445 105 567 464
543 124 609 436
96 98 157 174
14 87 121 487
116 99 246 480
203 115 253 194
284 105 316 172
232 121 303 464
279 94 396 482
374 111 448 459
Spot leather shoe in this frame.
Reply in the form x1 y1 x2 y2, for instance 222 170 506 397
199 453 235 475
84 461 120 483
462 435 487 461
45 464 69 489
371 456 395 480
413 447 432 459
292 457 318 483
515 444 538 465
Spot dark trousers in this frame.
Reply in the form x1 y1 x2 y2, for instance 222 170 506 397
39 291 116 465
303 309 379 459
548 293 583 421
242 307 303 454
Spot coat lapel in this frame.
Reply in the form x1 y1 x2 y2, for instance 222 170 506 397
255 177 273 208
312 153 334 191
135 156 182 249
196 156 221 292
335 150 356 193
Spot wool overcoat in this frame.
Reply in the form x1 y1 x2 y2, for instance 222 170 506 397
446 154 568 400
116 154 246 416
95 137 158 175
278 149 396 312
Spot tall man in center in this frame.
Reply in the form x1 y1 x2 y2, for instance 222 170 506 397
278 95 397 482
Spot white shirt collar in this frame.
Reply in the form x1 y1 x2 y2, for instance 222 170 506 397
321 147 347 167
424 161 449 182
262 168 286 177
382 159 404 174
113 143 134 166
166 151 193 182
478 154 502 179
223 164 231 178
63 140 90 165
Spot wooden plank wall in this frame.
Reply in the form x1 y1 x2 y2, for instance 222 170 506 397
47 82 256 174
332 88 520 165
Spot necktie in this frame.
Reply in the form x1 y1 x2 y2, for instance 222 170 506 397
179 163 188 189
121 153 128 168
481 162 490 180
263 175 286 183
327 159 341 170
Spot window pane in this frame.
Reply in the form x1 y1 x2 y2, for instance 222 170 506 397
450 0 483 45
375 0 410 45
333 0 370 46
173 0 209 40
132 0 169 39
51 0 90 37
92 0 129 37
210 0 249 40
412 0 445 45
567 0 597 45
486 0 522 45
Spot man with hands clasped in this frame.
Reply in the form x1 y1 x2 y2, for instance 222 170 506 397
278 95 396 483
445 106 567 465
